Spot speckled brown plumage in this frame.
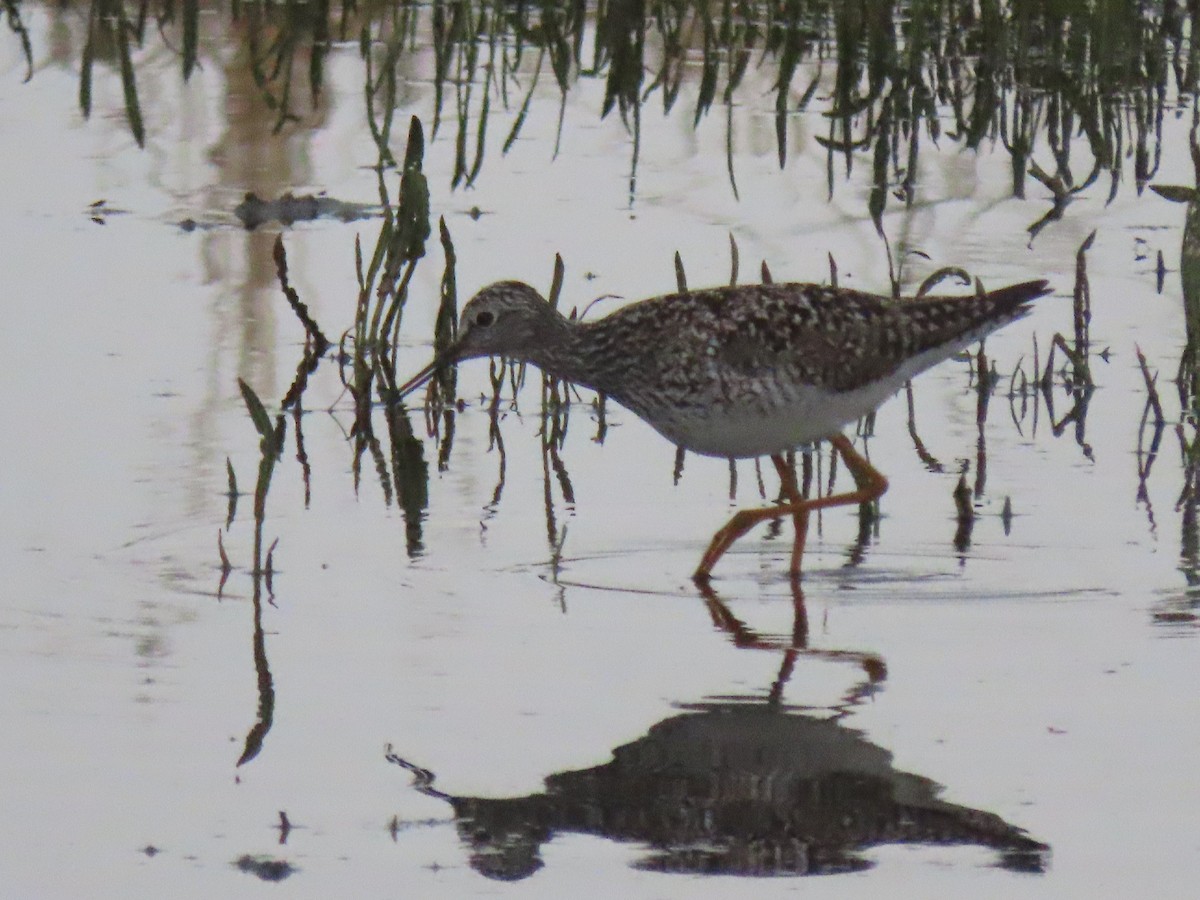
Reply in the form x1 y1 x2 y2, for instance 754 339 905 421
399 278 1050 460
554 281 1043 395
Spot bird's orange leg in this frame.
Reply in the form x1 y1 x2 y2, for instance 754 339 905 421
770 455 809 576
693 435 889 580
694 455 798 580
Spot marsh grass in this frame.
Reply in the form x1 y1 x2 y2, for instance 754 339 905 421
242 0 332 134
229 376 284 766
334 115 433 518
10 1 1193 226
1142 148 1200 596
222 116 442 556
236 377 285 556
538 254 576 560
1135 346 1166 530
3 0 32 81
1035 232 1096 455
224 455 239 530
229 241 319 579
79 0 145 146
272 235 331 354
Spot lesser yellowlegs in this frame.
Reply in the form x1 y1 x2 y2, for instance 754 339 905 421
398 278 1051 579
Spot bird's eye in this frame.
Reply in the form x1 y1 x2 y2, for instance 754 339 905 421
474 310 496 327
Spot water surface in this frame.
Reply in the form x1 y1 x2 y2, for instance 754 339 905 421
2 3 1199 896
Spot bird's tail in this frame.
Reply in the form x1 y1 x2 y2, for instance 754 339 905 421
893 279 1053 385
980 279 1053 319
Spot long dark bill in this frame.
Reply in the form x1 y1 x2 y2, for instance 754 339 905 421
396 354 451 400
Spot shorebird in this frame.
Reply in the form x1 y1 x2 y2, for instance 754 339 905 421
397 278 1051 579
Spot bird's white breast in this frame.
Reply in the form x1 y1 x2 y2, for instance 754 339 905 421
643 379 904 459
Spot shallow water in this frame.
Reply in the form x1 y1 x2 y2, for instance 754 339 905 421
2 3 1200 897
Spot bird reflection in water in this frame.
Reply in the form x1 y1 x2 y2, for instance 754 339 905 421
387 584 1047 880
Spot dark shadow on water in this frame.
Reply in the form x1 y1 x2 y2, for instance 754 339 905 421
385 582 1047 879
386 706 1046 880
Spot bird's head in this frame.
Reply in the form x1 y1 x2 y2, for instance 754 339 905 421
452 281 567 361
397 281 569 399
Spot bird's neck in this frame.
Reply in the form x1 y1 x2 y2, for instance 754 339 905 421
525 319 605 392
